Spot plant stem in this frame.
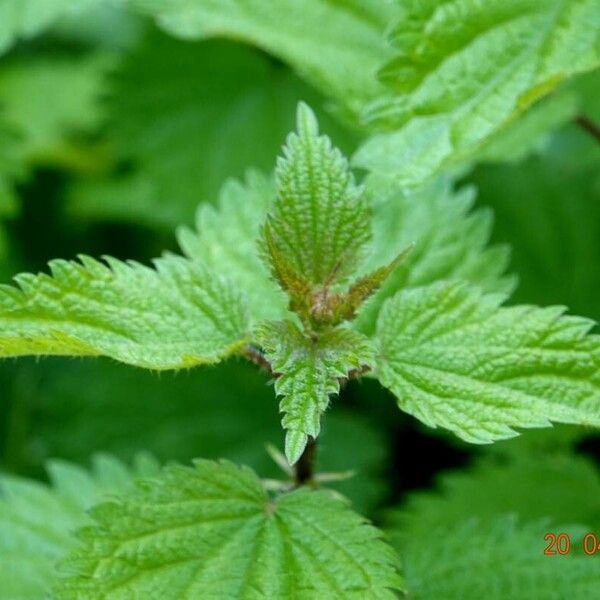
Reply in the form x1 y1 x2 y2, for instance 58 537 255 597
242 345 276 377
575 115 600 144
294 436 317 486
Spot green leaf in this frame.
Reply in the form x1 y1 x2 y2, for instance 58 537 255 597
68 32 358 229
336 243 414 324
394 454 600 544
355 0 600 186
49 1 143 49
58 460 403 598
395 515 600 600
0 0 98 55
354 117 455 188
179 170 288 323
0 454 158 600
375 280 600 444
354 177 514 335
127 0 398 112
473 89 579 164
256 320 375 464
265 103 370 289
0 53 110 170
0 254 248 369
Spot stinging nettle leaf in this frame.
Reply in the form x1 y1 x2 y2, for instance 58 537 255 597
355 0 600 187
375 280 600 443
265 102 370 290
473 89 580 165
256 320 375 464
58 460 403 598
0 254 248 369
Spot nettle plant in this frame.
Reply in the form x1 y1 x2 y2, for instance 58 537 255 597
1 101 600 597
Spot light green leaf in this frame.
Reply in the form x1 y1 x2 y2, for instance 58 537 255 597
48 1 143 49
58 460 403 598
0 0 98 55
69 32 357 228
0 53 110 170
354 116 454 188
356 0 600 186
256 320 375 464
178 170 288 323
394 454 600 544
127 0 398 112
375 280 600 443
473 89 580 164
354 177 514 335
0 254 248 369
396 515 600 600
266 102 370 288
0 454 159 600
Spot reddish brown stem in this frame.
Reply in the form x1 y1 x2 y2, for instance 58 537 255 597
575 115 600 144
243 345 276 377
294 436 318 486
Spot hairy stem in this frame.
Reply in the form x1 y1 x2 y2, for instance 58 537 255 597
575 115 600 144
242 344 276 377
294 436 317 485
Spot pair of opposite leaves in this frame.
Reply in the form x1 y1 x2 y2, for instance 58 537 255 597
0 103 599 465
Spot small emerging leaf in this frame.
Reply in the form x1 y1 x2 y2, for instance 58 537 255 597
336 243 414 323
256 320 374 463
58 460 403 598
354 177 514 335
262 220 312 317
264 102 370 290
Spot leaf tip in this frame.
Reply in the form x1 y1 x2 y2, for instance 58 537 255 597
285 430 308 465
296 101 319 137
